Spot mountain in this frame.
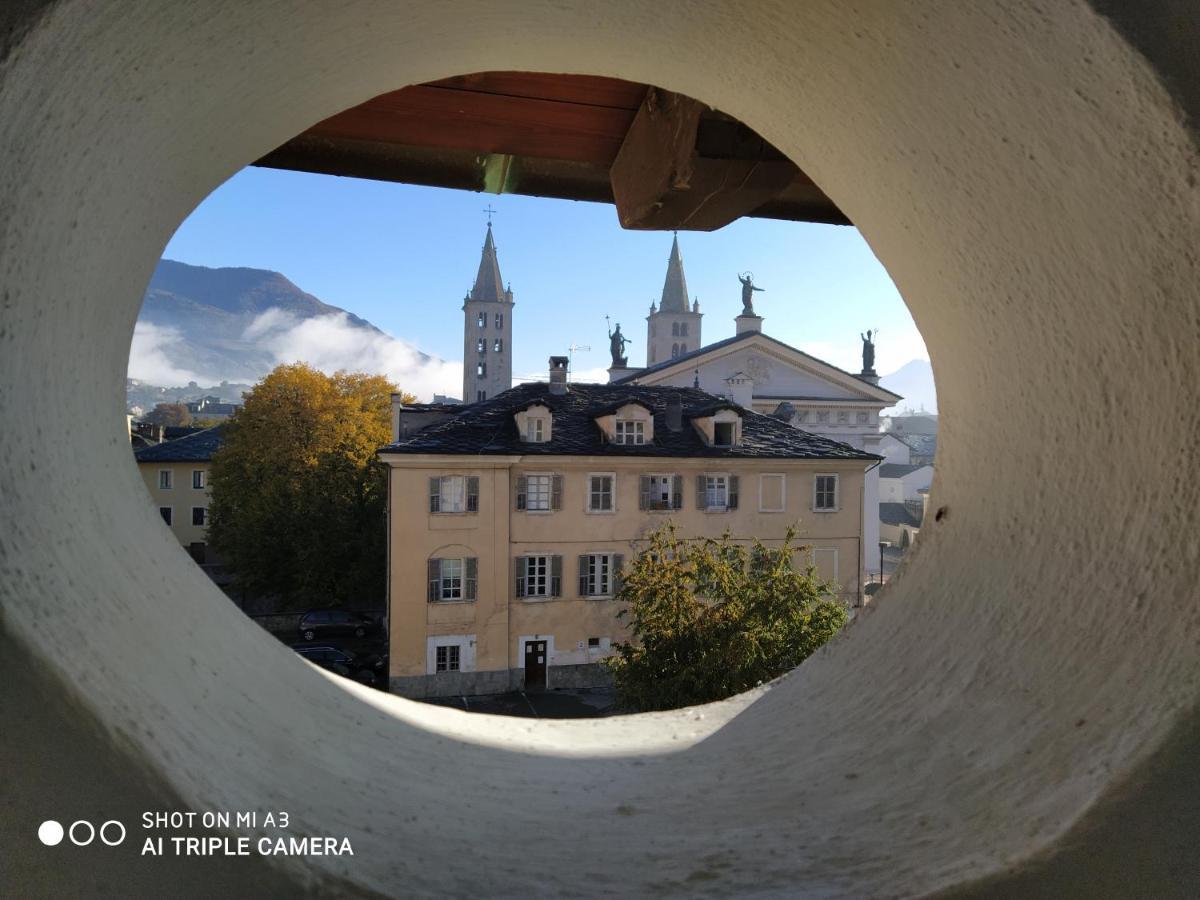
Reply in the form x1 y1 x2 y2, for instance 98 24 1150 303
880 359 937 413
134 259 388 384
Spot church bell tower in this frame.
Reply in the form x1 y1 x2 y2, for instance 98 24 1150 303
646 234 702 366
462 222 514 403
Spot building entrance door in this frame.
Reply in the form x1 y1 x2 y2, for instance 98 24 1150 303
524 640 547 691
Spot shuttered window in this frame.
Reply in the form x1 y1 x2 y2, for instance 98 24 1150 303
640 474 682 510
428 476 479 513
515 474 561 511
577 553 624 597
427 557 477 602
516 555 562 598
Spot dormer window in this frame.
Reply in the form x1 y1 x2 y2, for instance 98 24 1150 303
615 419 645 445
516 403 552 443
693 407 742 447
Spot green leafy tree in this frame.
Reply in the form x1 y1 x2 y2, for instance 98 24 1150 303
143 402 192 426
605 523 848 711
207 363 414 608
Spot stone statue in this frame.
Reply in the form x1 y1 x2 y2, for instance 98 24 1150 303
738 272 764 316
608 322 631 367
860 330 876 373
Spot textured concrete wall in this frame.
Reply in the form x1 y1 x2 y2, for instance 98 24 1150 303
1 1 1198 897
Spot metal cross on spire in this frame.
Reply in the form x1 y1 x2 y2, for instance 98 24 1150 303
483 204 497 225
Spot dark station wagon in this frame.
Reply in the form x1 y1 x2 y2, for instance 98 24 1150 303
297 609 378 642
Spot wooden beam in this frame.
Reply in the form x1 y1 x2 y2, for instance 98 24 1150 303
307 84 639 166
608 87 799 231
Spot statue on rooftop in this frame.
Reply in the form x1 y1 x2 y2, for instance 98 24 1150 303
738 272 764 316
608 322 631 367
860 330 877 374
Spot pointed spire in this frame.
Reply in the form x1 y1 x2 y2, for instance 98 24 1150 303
658 233 689 313
470 223 507 303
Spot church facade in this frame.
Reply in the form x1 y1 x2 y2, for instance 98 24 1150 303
610 237 901 579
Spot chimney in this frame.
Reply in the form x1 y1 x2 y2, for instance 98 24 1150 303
665 396 683 431
390 392 404 442
548 356 569 395
724 372 754 408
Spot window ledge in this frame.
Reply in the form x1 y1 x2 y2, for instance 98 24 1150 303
429 599 476 605
585 509 616 515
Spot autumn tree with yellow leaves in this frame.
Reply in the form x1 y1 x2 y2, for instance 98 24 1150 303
208 363 413 608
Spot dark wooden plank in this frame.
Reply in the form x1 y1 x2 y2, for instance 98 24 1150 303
308 85 637 164
426 71 647 110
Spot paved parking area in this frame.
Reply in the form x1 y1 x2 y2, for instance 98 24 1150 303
421 688 619 719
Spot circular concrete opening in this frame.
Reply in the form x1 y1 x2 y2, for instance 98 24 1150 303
2 3 1197 896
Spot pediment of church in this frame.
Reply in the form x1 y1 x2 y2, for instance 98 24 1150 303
625 333 899 406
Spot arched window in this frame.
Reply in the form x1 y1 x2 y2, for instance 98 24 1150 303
671 322 680 336
680 343 687 353
672 343 679 358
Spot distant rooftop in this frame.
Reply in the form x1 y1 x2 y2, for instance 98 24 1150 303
880 502 923 528
879 463 929 478
134 426 225 463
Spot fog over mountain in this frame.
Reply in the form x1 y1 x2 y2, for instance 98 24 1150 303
129 260 460 399
880 359 937 414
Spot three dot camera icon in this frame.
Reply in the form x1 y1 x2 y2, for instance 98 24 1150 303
39 819 126 847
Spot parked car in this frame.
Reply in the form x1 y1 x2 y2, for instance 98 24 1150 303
292 645 377 685
298 609 377 642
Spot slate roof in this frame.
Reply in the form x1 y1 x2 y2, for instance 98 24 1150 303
134 426 226 462
879 463 929 478
403 401 468 413
880 502 923 528
893 432 938 457
612 331 903 401
381 382 881 461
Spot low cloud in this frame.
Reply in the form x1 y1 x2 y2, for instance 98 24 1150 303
128 321 210 386
244 310 462 401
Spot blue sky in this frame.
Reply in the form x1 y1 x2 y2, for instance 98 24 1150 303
160 167 926 390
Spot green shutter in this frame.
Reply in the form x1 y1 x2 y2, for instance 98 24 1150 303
639 475 650 510
728 475 739 510
551 474 563 511
466 476 479 512
465 557 477 600
612 554 625 595
672 474 684 509
515 557 525 597
551 555 562 597
578 554 590 597
696 474 706 509
427 558 440 601
428 477 440 513
516 475 527 510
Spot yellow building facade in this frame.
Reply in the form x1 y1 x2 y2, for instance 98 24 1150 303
382 369 877 698
134 427 224 562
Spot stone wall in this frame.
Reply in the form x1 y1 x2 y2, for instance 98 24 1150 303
390 664 611 698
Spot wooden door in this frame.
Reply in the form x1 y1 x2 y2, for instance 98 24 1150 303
524 640 547 691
